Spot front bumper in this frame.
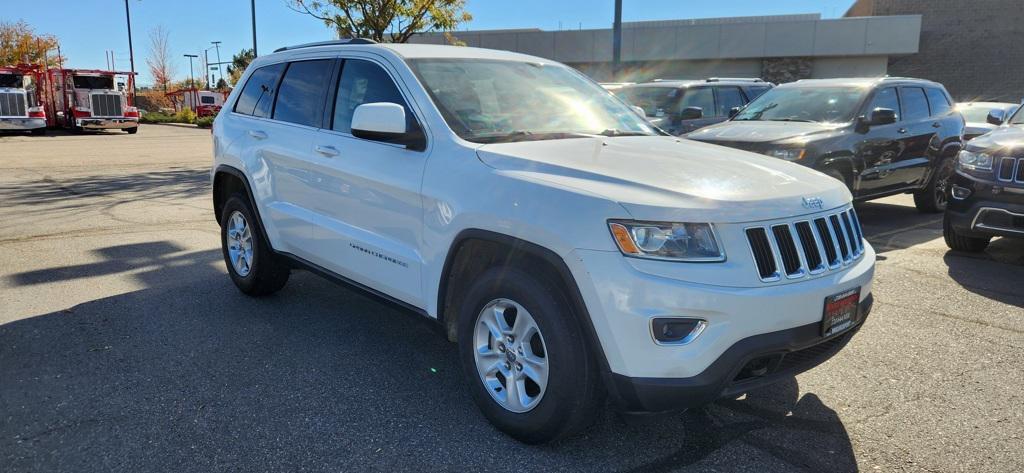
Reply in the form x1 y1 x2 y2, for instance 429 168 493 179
77 117 138 130
0 117 46 131
946 171 1024 239
567 240 875 412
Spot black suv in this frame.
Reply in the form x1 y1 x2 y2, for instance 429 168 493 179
615 78 773 135
944 107 1024 251
687 77 965 213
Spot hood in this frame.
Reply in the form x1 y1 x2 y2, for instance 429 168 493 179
686 120 845 144
475 135 851 223
964 122 996 138
968 125 1024 151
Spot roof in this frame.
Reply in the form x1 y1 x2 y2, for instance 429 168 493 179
956 101 1018 108
784 76 942 88
622 78 768 89
264 41 555 64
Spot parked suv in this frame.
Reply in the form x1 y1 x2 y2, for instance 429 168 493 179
212 41 875 443
944 106 1024 251
615 78 773 134
687 78 965 213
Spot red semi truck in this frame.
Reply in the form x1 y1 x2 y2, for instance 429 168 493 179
0 64 48 135
43 68 139 133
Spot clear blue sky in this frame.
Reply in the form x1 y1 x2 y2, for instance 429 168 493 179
7 0 855 86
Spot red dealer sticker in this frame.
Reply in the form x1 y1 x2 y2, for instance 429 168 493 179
822 287 860 337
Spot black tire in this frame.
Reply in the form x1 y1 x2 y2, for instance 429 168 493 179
943 213 989 252
219 194 290 296
914 157 955 213
30 127 46 136
457 266 602 444
125 127 138 134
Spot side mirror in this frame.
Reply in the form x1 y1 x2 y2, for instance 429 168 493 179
630 105 646 117
729 106 741 118
867 107 897 126
679 106 703 120
351 102 424 150
986 109 1005 126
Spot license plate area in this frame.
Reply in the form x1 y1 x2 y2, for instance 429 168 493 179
822 287 860 337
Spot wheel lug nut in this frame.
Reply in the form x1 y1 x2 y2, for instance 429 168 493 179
504 362 511 370
498 344 506 353
517 347 523 355
516 363 523 371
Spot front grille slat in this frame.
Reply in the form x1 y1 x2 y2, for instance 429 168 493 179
998 157 1015 182
91 93 123 117
748 207 865 283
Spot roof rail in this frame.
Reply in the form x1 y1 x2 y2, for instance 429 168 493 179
706 77 764 83
273 38 377 53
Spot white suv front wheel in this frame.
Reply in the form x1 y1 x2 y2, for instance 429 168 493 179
457 266 602 444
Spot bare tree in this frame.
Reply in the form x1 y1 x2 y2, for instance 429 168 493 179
288 0 471 43
146 25 176 92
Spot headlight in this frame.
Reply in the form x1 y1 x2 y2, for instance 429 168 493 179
764 149 806 161
958 149 993 171
608 221 725 262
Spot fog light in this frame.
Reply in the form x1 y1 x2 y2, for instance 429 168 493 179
650 318 706 345
951 184 971 200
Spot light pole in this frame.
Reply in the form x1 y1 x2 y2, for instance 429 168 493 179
124 0 136 97
184 54 198 110
211 41 223 84
612 0 622 81
251 0 258 56
203 46 217 89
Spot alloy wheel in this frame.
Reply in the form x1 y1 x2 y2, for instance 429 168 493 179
226 210 254 277
473 298 549 413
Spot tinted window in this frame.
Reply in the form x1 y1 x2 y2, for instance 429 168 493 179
200 96 215 104
679 87 715 118
900 87 929 121
866 87 900 121
234 63 285 118
333 59 414 133
72 75 114 89
716 87 745 117
925 88 951 116
273 59 333 127
616 87 680 117
735 86 867 123
746 86 771 99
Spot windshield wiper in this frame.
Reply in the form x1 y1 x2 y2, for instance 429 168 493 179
472 131 592 143
767 118 815 123
596 129 651 137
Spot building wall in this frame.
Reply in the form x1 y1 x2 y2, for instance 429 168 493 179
848 0 1024 101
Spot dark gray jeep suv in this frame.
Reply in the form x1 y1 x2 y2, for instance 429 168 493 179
687 77 966 213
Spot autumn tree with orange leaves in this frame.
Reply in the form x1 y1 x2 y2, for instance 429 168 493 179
0 20 61 67
146 25 176 92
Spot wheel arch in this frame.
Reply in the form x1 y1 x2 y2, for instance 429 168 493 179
437 229 611 374
213 165 275 252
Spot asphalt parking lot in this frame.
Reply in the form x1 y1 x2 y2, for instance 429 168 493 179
1 125 1022 472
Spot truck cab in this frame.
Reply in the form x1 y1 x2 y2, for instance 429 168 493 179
0 65 47 135
48 69 139 133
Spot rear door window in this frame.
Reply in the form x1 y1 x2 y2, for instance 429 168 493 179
899 87 930 121
234 63 285 118
715 86 746 116
678 87 716 118
924 88 952 116
745 86 771 100
272 59 334 127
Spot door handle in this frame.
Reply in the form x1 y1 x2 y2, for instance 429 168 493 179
932 122 942 128
315 145 340 157
247 130 267 140
897 128 908 134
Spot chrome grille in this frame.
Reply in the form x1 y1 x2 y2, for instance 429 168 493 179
90 93 123 117
746 208 865 283
0 92 27 117
996 157 1023 184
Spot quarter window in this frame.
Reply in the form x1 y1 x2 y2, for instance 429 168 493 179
900 87 930 121
332 59 414 133
234 63 285 118
715 87 745 117
679 87 715 118
925 88 952 116
273 59 334 127
865 87 900 121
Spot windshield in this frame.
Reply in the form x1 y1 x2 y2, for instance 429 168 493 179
407 58 657 143
0 74 23 88
1009 106 1024 125
734 86 866 123
959 103 1017 122
73 75 114 89
616 87 679 117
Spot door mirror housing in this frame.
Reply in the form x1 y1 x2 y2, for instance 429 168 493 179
679 106 703 120
865 108 897 126
986 109 1005 126
350 102 425 150
630 105 646 117
729 106 741 118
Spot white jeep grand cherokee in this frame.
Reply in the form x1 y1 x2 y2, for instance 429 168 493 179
211 40 875 444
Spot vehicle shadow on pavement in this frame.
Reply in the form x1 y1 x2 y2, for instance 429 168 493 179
0 167 209 208
855 201 943 254
1 242 857 472
943 246 1024 308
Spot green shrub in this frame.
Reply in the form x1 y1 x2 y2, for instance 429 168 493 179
175 108 197 124
196 117 214 128
140 111 174 124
